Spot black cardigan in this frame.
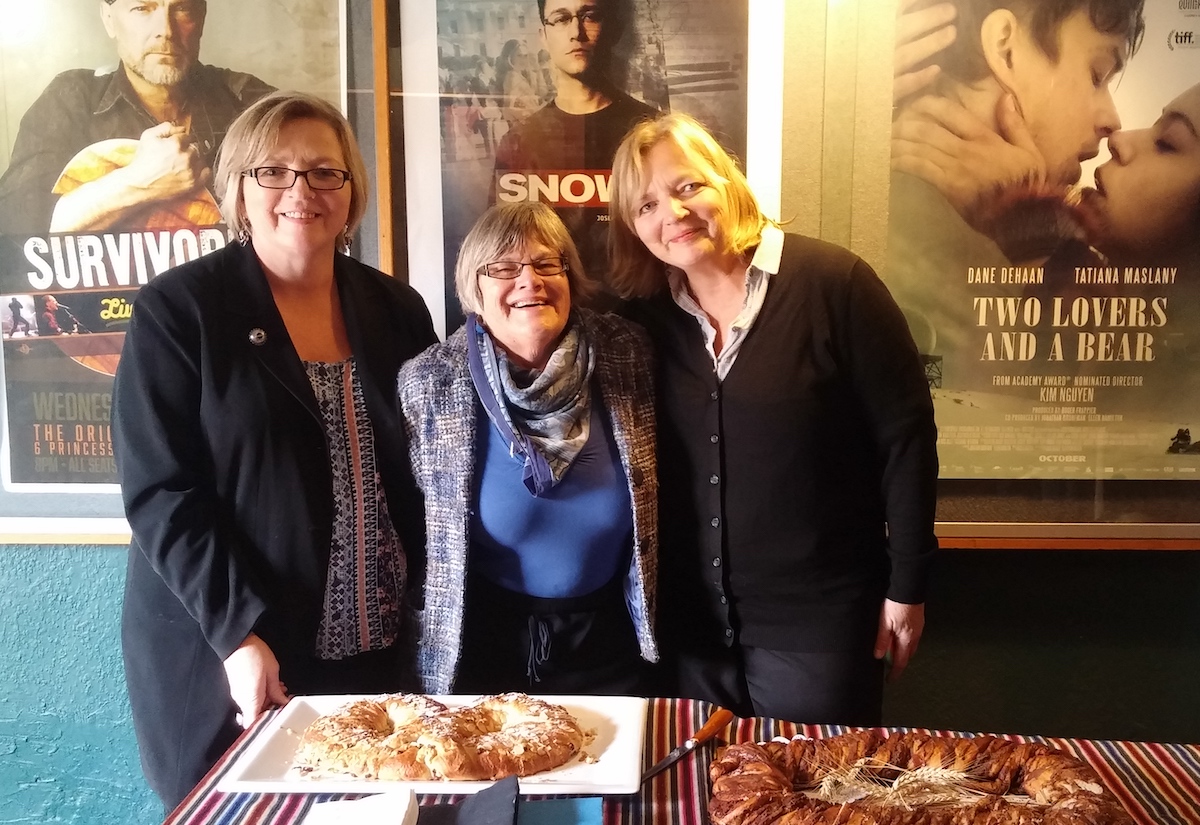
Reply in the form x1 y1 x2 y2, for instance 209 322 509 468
629 234 938 654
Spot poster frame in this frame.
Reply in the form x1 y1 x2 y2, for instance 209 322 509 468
377 0 1200 548
389 0 783 339
867 0 1200 547
0 0 352 542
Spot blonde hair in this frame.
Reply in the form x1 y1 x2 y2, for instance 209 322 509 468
454 202 599 315
214 91 368 247
608 112 771 298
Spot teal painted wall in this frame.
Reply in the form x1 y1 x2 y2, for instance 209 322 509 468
0 545 159 825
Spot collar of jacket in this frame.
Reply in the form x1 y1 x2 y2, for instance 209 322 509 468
220 241 390 427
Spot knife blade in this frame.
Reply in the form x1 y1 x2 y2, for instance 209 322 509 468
641 707 734 784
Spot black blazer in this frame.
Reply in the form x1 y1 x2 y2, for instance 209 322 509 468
114 241 437 679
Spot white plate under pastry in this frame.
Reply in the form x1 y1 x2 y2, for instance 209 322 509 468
216 694 648 796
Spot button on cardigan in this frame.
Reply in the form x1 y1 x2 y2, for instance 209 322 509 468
628 233 938 656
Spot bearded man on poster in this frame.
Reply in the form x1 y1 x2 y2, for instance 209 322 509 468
883 0 1145 382
492 0 660 290
0 0 273 236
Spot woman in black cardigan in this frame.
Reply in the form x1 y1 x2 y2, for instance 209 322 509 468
607 113 938 725
112 92 436 811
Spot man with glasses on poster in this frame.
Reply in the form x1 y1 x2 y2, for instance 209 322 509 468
492 0 660 291
0 0 273 236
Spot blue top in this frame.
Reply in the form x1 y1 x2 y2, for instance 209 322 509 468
470 401 633 598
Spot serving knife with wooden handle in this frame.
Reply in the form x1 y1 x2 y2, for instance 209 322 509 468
640 707 735 784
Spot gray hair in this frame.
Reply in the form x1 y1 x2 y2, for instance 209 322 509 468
213 91 368 246
454 202 598 314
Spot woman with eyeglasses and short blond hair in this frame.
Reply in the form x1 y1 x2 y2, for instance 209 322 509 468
399 201 659 696
113 91 436 811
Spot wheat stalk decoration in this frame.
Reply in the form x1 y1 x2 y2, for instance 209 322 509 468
800 755 1045 810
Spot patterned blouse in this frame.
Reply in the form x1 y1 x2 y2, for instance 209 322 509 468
304 358 404 660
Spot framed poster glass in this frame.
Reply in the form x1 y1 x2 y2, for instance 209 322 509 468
396 0 784 337
880 0 1200 538
0 0 347 500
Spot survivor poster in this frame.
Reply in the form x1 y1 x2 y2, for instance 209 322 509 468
886 0 1200 480
0 0 341 488
434 0 750 327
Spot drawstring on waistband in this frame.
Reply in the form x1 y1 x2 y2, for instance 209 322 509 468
526 615 551 683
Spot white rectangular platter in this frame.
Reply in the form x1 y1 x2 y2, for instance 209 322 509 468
216 694 648 796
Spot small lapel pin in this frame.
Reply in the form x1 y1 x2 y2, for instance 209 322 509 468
248 328 267 345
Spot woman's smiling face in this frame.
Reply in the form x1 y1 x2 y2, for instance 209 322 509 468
241 117 352 266
477 239 572 370
1082 83 1200 261
631 140 729 273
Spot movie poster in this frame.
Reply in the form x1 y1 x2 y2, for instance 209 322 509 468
0 1 342 489
433 0 750 328
885 0 1200 480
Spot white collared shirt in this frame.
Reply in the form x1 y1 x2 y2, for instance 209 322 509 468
667 224 783 381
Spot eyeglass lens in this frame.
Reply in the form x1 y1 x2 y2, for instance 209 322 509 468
544 8 601 26
250 167 350 190
485 258 567 278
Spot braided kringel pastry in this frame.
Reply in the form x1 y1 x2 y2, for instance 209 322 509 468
709 730 1134 825
296 692 584 781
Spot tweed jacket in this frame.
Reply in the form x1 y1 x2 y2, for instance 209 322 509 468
398 309 659 693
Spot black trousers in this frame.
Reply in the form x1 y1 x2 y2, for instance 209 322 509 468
673 641 885 726
455 571 647 696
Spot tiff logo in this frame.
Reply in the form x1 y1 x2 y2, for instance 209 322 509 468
1168 29 1199 49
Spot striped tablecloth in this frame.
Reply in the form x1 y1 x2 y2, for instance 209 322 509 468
165 698 1200 825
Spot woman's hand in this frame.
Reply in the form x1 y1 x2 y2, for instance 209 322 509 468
892 93 1048 233
874 599 925 682
894 0 957 105
222 633 289 728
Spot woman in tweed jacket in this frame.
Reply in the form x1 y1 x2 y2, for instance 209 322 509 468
398 202 658 695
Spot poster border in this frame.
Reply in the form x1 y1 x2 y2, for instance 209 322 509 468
868 0 1200 542
396 0 783 340
384 0 1200 545
0 0 351 539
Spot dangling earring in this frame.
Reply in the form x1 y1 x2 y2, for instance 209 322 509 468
340 225 352 255
237 228 250 246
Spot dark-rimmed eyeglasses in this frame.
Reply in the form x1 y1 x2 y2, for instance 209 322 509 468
477 257 569 279
242 167 352 191
542 7 603 28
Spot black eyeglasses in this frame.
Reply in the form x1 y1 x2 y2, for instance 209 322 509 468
477 257 569 279
242 167 352 191
542 7 603 28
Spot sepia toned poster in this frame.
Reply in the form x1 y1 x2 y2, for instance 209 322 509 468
0 0 342 489
431 0 750 329
885 0 1200 481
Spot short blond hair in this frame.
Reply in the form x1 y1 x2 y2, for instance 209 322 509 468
214 91 368 246
608 112 770 298
455 202 598 315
